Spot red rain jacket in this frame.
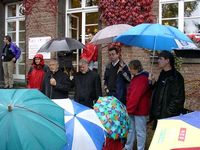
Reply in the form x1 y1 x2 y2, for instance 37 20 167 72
126 71 151 115
27 54 48 90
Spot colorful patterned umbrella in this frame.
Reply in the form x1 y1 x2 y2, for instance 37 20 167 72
93 96 130 139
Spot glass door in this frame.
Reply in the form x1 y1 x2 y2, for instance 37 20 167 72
66 0 99 70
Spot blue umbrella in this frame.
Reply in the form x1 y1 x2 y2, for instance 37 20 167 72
53 99 106 150
0 89 66 150
114 23 196 51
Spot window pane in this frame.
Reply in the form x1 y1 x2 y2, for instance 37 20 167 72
184 1 200 17
19 42 25 52
7 32 16 42
19 64 25 74
86 0 98 7
86 12 98 42
69 0 81 9
184 18 200 33
19 21 25 30
7 22 16 32
8 4 16 17
19 53 25 63
162 3 178 18
19 32 25 41
86 12 98 24
162 19 178 28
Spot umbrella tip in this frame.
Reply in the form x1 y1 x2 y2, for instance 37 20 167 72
8 105 13 112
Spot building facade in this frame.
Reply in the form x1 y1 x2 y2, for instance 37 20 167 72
0 0 200 110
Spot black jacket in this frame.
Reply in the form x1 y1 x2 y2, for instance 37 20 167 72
104 60 131 105
151 69 185 120
42 70 71 99
73 70 102 108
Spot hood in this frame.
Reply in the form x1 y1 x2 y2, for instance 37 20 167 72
135 70 149 77
32 53 44 66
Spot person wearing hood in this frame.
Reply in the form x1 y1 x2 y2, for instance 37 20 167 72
124 60 152 150
26 53 49 90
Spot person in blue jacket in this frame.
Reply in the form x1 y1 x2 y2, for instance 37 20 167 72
1 35 21 88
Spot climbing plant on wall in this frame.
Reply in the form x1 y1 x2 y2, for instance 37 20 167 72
99 0 154 26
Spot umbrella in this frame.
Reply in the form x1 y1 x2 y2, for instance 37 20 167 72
149 111 200 150
38 37 85 52
0 89 66 150
52 99 106 150
93 96 130 140
90 24 132 45
114 23 196 51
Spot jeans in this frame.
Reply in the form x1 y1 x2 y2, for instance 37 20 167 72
125 115 147 150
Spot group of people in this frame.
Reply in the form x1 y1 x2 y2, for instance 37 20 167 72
26 46 185 150
1 35 185 150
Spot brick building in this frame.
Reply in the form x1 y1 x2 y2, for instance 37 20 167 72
0 0 199 110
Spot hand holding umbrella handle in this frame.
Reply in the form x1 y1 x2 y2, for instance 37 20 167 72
50 78 57 86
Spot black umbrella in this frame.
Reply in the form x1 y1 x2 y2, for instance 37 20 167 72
38 37 85 52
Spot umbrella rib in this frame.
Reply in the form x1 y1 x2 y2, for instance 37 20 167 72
14 105 65 132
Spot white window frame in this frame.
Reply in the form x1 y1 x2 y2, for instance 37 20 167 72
5 2 25 80
159 0 200 33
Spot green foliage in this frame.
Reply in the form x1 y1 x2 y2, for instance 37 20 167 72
174 55 183 71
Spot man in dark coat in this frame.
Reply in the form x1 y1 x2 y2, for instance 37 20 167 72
74 58 102 108
150 51 185 129
104 47 131 105
42 59 71 99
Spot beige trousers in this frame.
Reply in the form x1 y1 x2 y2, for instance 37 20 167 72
3 61 14 88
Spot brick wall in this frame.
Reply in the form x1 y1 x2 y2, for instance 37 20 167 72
25 0 58 73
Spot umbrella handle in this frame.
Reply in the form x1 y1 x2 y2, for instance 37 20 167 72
150 36 157 73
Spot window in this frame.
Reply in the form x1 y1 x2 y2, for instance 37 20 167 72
66 0 99 71
5 3 25 79
160 0 200 48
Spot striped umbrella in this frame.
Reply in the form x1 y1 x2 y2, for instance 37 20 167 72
53 99 106 150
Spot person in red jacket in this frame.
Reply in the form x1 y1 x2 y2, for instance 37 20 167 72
27 54 49 91
81 32 98 71
124 60 151 150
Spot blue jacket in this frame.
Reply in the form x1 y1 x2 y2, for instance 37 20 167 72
2 42 21 60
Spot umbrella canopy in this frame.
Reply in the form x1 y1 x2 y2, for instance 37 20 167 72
93 96 130 140
149 111 200 150
0 89 66 150
38 37 85 52
114 23 196 51
52 99 106 150
90 24 132 45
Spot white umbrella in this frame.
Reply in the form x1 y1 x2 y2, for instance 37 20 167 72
90 24 132 45
52 99 106 150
